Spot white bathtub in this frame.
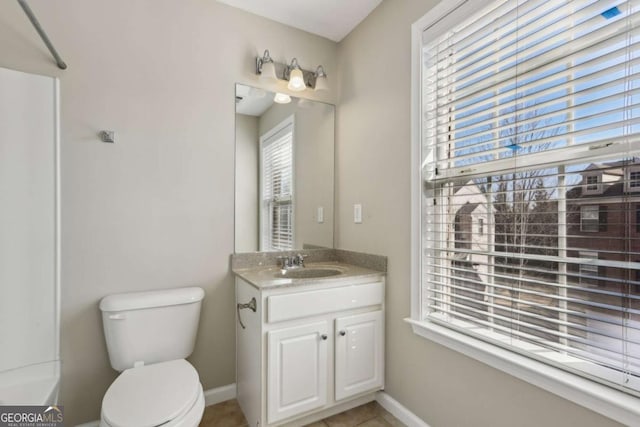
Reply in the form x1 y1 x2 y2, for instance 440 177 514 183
0 361 60 405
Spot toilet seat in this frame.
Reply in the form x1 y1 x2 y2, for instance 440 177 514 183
101 359 202 427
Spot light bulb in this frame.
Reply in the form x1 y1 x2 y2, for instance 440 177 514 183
274 93 291 104
287 59 306 92
288 68 305 91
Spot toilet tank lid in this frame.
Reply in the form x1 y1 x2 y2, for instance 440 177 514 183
99 287 205 312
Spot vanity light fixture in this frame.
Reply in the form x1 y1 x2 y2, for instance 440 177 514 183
273 93 291 104
255 49 328 92
314 66 328 92
286 58 306 92
256 50 277 81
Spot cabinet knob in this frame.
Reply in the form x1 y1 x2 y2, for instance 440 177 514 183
321 334 328 340
339 330 346 336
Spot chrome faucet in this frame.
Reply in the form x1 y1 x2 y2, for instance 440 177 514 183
294 253 307 268
277 256 293 270
277 253 308 270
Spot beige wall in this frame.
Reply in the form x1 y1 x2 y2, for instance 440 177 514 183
335 1 622 427
235 114 259 252
0 1 336 424
259 100 335 250
0 0 627 425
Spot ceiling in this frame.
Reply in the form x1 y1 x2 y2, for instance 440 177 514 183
235 85 273 117
216 0 383 42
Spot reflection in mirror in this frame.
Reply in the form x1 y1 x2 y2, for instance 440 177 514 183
234 84 334 252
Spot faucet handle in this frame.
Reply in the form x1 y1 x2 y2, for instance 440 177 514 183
294 253 308 267
277 256 291 269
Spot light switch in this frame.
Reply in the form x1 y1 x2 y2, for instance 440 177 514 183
354 204 362 224
317 206 324 223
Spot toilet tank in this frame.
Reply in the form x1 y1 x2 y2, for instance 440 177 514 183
99 287 205 371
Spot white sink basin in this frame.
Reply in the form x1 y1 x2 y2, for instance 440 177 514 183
274 267 345 279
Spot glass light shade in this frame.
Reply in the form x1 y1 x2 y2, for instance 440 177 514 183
314 75 328 91
260 61 277 81
273 93 291 104
287 68 306 92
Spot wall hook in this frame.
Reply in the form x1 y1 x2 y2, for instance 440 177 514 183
99 131 115 143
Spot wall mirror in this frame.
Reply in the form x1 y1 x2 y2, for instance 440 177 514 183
234 84 335 252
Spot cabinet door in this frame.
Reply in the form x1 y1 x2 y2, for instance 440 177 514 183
267 321 329 423
335 311 384 401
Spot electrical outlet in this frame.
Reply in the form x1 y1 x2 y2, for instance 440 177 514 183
354 204 362 224
317 206 324 223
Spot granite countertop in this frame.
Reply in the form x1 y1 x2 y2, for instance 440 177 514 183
232 261 385 289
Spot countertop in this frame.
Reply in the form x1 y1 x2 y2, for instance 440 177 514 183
232 261 385 289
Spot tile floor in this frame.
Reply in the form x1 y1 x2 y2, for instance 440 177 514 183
199 400 406 427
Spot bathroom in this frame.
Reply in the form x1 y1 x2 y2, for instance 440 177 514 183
0 1 639 426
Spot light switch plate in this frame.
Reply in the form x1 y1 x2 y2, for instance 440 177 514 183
354 204 362 224
317 206 324 223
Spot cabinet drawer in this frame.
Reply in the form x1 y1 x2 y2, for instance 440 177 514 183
267 281 383 323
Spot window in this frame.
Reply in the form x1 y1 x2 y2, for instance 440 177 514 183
412 0 640 416
631 170 640 190
260 116 294 251
583 174 602 194
581 205 599 232
580 205 607 232
479 218 484 236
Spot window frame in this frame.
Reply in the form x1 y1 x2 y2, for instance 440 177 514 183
583 173 602 195
408 1 640 425
628 166 640 192
580 205 600 232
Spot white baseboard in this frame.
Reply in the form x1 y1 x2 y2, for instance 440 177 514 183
203 383 236 406
376 391 430 427
77 386 421 427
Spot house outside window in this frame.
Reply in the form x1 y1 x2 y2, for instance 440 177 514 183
411 0 640 422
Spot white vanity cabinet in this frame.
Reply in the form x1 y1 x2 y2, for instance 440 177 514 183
267 321 329 422
334 311 384 401
235 275 385 427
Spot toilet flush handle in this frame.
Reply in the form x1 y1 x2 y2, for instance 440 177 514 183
108 313 127 320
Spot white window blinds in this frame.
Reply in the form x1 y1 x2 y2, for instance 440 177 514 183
421 0 640 395
261 120 294 251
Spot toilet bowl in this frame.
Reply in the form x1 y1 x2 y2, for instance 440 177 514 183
98 288 206 427
99 359 204 427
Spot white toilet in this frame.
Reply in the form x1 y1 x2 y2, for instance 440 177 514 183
98 287 206 427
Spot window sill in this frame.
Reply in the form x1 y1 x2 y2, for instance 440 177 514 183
404 318 640 426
